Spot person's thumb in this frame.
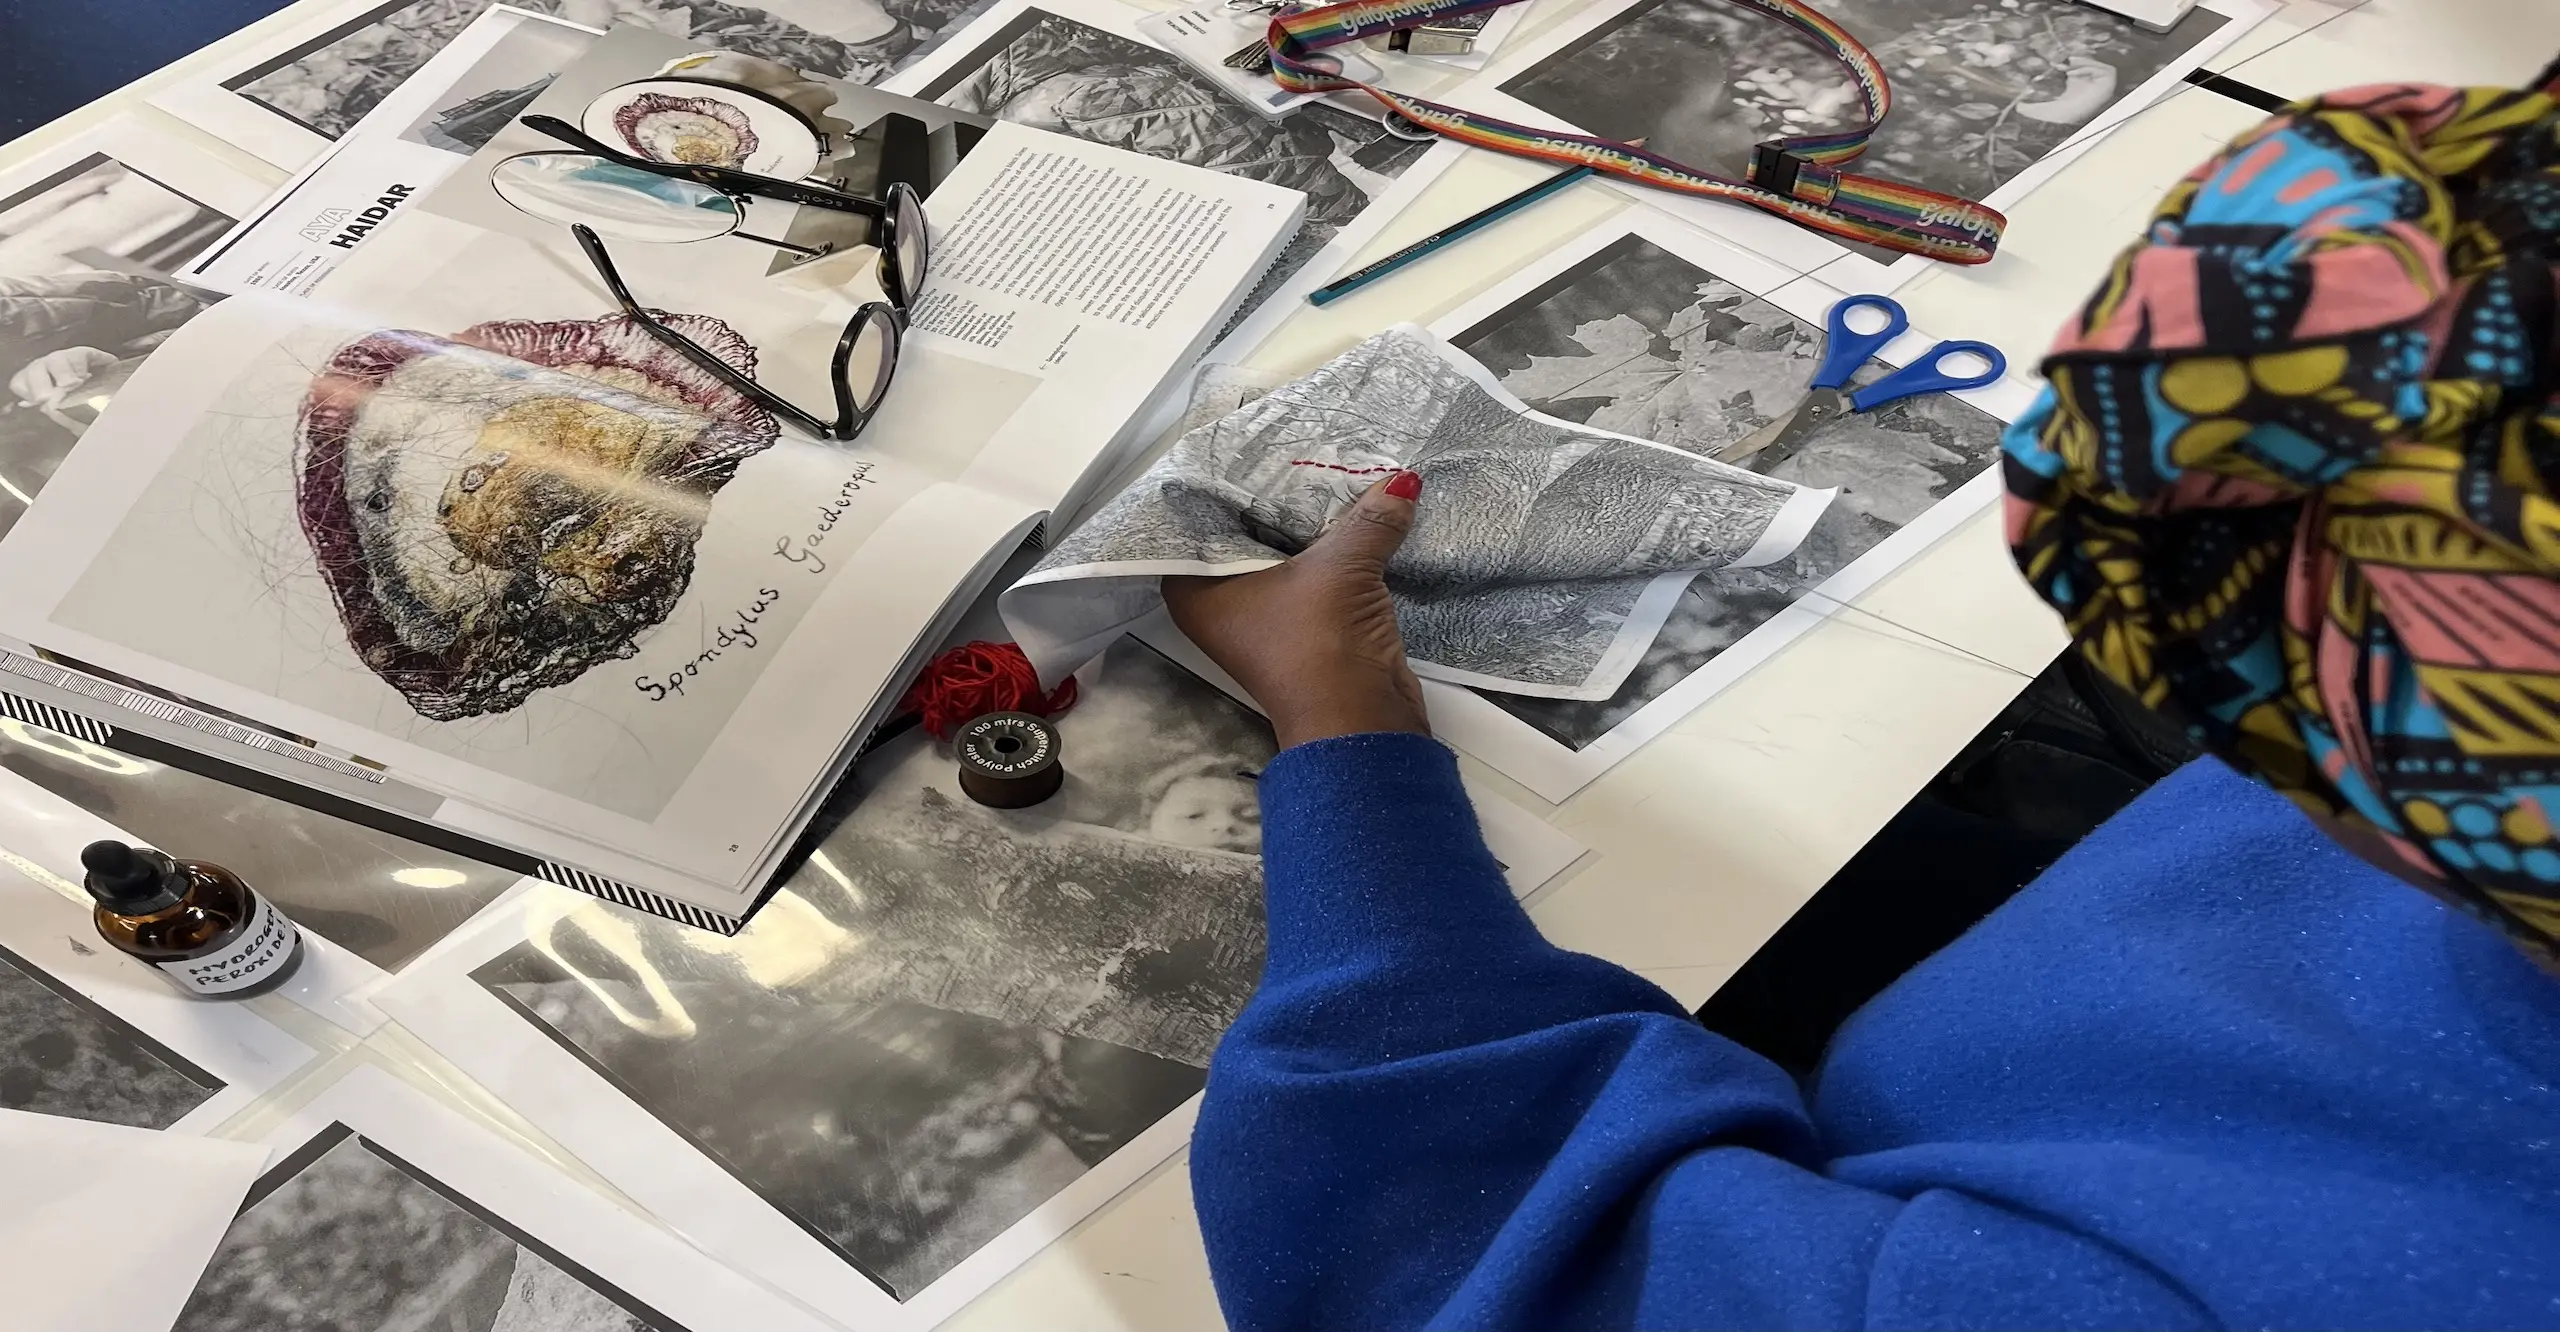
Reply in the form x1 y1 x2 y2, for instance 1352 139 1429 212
1305 470 1420 576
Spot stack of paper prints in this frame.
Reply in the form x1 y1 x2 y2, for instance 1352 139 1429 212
153 0 1014 169
1424 212 2033 797
0 122 270 541
374 628 1579 1322
0 720 516 1034
0 24 1309 917
885 0 1470 352
172 1068 845 1332
1003 323 1834 701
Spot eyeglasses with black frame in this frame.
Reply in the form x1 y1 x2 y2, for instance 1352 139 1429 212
491 113 930 441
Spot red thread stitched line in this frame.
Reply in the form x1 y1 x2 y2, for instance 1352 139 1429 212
1288 460 1400 475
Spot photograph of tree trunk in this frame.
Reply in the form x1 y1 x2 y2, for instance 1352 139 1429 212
471 636 1272 1300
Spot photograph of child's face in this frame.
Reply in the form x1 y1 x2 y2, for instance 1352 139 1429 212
1147 767 1262 852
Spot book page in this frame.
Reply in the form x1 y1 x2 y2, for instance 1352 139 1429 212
1 66 1303 904
915 140 1247 356
0 293 1037 900
184 7 604 298
400 25 1307 524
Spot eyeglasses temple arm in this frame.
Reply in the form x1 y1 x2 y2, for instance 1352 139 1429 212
570 223 845 439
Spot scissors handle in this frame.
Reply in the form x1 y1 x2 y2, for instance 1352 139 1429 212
1812 293 1910 390
1847 338 2008 412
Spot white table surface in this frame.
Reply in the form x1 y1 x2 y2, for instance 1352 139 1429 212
5 1 2553 1327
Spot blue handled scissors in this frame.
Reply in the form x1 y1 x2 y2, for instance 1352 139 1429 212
1716 294 2006 472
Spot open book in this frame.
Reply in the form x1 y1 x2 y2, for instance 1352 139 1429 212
0 109 1304 926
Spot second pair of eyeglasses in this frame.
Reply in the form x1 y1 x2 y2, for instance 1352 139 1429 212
493 113 926 442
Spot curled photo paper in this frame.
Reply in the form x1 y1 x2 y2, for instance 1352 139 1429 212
1002 323 1831 702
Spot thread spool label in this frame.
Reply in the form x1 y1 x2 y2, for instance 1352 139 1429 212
156 894 301 996
960 718 1054 774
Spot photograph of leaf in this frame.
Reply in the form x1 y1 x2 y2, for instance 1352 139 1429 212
1445 232 2007 747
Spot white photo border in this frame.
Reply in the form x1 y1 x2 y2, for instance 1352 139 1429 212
0 762 419 1035
151 2 593 172
0 768 318 1129
0 115 278 225
373 878 1204 1332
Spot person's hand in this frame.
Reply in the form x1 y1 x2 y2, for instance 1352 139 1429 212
9 347 117 408
1164 471 1430 750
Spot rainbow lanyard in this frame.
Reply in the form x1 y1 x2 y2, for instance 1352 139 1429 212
1265 0 2007 263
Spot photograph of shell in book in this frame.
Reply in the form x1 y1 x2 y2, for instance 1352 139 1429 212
1498 0 2229 241
230 0 1005 142
466 635 1271 1299
43 294 885 821
916 7 1433 312
0 154 232 540
295 313 780 722
1443 231 2007 748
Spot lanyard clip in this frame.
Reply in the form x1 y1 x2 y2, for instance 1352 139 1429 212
1748 143 1805 196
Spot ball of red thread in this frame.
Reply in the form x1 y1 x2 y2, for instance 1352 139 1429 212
900 641 1077 741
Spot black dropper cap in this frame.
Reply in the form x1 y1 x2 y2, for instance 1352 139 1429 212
81 841 186 915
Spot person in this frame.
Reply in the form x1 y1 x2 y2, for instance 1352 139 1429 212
1161 73 2560 1331
0 270 211 531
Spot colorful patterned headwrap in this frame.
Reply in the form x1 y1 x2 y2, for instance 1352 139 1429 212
2003 64 2560 967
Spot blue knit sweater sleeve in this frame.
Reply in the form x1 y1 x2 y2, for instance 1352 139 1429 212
1189 733 2185 1332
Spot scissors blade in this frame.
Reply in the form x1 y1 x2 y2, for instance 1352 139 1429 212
1714 410 1797 465
1714 389 1847 472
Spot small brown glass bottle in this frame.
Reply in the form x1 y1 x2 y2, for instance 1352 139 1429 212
81 840 305 999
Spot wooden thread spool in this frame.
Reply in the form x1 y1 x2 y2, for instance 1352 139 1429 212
954 711 1064 808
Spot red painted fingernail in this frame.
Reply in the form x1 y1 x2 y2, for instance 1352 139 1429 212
1384 470 1423 501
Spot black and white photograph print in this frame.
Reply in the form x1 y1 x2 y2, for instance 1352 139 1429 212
0 717 515 972
1013 325 1820 700
230 0 1004 141
468 636 1271 1301
917 6 1434 307
1499 0 2230 219
1445 231 2008 749
0 941 224 1129
177 1124 669 1332
0 154 229 540
396 13 603 154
